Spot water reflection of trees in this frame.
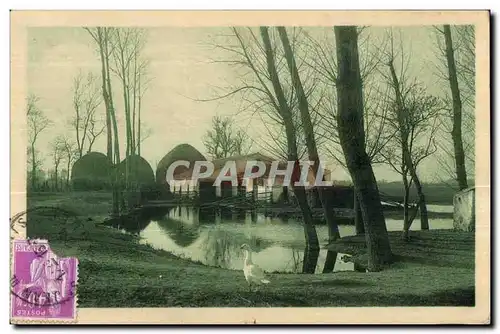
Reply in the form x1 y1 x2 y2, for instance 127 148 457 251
156 216 200 247
286 248 320 273
104 217 151 235
103 207 170 235
199 228 273 268
290 249 303 272
200 229 235 268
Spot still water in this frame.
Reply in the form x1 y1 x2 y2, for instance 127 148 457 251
137 205 454 274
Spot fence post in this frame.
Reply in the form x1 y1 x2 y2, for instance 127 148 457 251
252 180 258 202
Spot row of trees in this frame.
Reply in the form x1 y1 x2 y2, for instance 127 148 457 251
83 27 152 215
27 28 152 201
201 25 474 271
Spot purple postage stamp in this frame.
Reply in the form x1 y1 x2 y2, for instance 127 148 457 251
11 239 78 322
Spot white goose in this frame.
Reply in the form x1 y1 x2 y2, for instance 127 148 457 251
240 243 270 291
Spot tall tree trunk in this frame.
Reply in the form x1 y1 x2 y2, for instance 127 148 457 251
117 45 133 202
123 81 132 158
402 172 411 241
119 46 133 160
31 144 36 190
354 192 364 234
260 26 319 273
54 167 58 191
402 173 420 240
101 28 121 216
278 26 339 273
105 100 112 161
75 110 82 159
120 72 132 190
66 158 71 189
334 26 392 271
443 25 468 190
281 93 319 274
278 26 340 249
137 78 142 156
132 58 138 156
96 31 113 163
412 174 429 230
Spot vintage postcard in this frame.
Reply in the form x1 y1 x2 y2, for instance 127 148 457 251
10 10 490 324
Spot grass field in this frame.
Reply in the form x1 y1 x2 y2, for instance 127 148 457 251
377 181 472 205
26 191 474 307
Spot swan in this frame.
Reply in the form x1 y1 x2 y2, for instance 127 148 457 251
240 243 270 291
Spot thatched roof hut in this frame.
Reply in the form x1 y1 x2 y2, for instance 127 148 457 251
175 151 332 187
71 152 112 191
155 143 207 186
118 155 155 186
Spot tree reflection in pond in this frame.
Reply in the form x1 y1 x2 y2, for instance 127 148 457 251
290 249 302 273
199 228 234 267
199 227 273 268
103 207 170 235
137 205 451 273
156 216 200 248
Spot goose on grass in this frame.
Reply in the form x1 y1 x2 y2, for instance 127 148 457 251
240 243 270 291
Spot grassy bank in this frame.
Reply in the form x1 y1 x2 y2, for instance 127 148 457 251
26 192 474 307
377 181 469 205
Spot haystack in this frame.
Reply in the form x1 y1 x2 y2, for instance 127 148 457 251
71 152 112 191
117 155 157 207
118 155 155 186
155 143 207 186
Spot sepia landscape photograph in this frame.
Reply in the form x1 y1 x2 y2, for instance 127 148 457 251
16 12 487 315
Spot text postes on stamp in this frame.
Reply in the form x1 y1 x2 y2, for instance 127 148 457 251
11 239 78 322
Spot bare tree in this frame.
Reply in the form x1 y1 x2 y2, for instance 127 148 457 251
203 27 320 162
304 27 393 164
379 29 443 233
454 26 475 109
106 28 150 205
380 86 442 240
135 67 152 156
58 135 78 189
203 115 251 159
110 28 148 158
260 26 320 273
433 25 475 189
71 71 104 158
277 26 340 273
202 27 321 273
334 25 393 270
304 28 396 236
27 94 51 190
85 27 122 216
50 137 65 191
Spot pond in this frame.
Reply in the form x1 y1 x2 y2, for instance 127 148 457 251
135 204 454 274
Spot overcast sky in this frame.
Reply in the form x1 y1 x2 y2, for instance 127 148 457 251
27 26 468 183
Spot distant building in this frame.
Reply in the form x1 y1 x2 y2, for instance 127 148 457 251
170 152 337 203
